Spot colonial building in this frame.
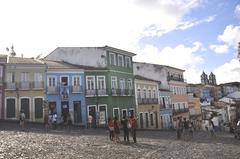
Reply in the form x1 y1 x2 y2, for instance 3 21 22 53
133 62 187 129
44 60 86 126
134 75 160 129
45 46 136 125
201 71 217 85
0 55 7 119
4 57 46 122
219 82 240 97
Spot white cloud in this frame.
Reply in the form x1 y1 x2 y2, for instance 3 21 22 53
134 42 204 83
235 4 240 18
217 25 240 47
210 25 240 54
214 59 240 84
209 44 229 54
0 0 204 57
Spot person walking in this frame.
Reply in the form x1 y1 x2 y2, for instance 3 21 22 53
209 119 216 137
108 117 114 141
176 117 183 139
121 115 130 142
88 114 93 129
113 117 120 142
129 114 137 143
19 110 26 130
182 118 189 141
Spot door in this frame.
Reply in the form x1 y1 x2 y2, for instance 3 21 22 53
21 98 30 119
88 106 96 127
74 101 82 124
99 105 107 125
139 113 143 128
35 98 43 119
6 98 15 118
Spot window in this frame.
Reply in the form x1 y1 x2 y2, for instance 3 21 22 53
137 89 141 98
143 89 147 98
111 76 117 89
119 79 125 90
7 72 15 83
148 90 151 98
153 90 156 98
127 79 132 89
109 53 116 66
86 76 95 90
21 72 29 82
118 55 124 67
61 77 68 86
48 76 56 87
73 76 81 86
34 73 43 82
97 76 105 89
21 98 30 119
125 56 131 68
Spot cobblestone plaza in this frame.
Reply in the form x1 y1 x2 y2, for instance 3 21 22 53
0 122 239 159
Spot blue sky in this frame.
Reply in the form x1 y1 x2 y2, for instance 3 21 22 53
0 0 239 84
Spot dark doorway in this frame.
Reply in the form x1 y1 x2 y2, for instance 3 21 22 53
74 101 82 124
21 98 30 119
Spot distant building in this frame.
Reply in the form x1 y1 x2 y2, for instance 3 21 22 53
201 71 217 85
219 82 240 97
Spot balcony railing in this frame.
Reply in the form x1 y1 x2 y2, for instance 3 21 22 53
167 75 184 82
137 98 158 104
6 82 16 90
160 104 173 110
173 108 189 115
32 81 44 89
86 89 108 96
47 86 59 94
71 85 83 93
19 82 30 90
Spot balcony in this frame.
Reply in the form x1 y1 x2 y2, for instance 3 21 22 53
19 82 30 90
167 75 184 82
97 89 108 96
32 81 44 89
173 108 189 115
86 89 96 96
111 88 117 96
71 85 83 93
6 82 16 90
47 86 59 94
137 98 159 104
61 86 69 101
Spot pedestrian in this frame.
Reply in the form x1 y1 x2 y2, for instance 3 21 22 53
182 118 189 141
176 117 183 139
121 114 130 142
88 114 93 129
52 113 57 129
209 119 215 137
129 114 137 143
19 110 26 130
108 117 114 141
113 117 120 142
67 113 72 130
188 120 194 139
44 114 49 131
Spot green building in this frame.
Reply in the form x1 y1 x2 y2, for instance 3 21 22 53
45 46 136 126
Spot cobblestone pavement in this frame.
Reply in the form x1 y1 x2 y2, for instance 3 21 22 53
0 122 240 159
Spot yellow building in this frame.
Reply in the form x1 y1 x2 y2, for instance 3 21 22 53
4 57 46 122
135 75 160 129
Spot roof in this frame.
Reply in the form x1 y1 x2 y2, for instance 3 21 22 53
47 45 136 58
43 59 106 70
43 60 82 69
227 91 240 100
134 75 161 83
133 61 185 72
219 82 240 87
0 54 8 58
8 57 44 65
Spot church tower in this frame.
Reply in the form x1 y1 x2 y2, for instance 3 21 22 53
209 72 217 85
201 71 209 85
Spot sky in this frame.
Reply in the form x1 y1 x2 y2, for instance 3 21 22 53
0 0 240 84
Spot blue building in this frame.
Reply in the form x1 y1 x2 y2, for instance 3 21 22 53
44 60 86 126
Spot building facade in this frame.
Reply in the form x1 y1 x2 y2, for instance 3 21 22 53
45 46 136 126
134 75 160 129
4 57 46 122
0 55 7 119
44 60 86 126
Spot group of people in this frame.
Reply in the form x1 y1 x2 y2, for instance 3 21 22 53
176 117 195 140
108 114 137 143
